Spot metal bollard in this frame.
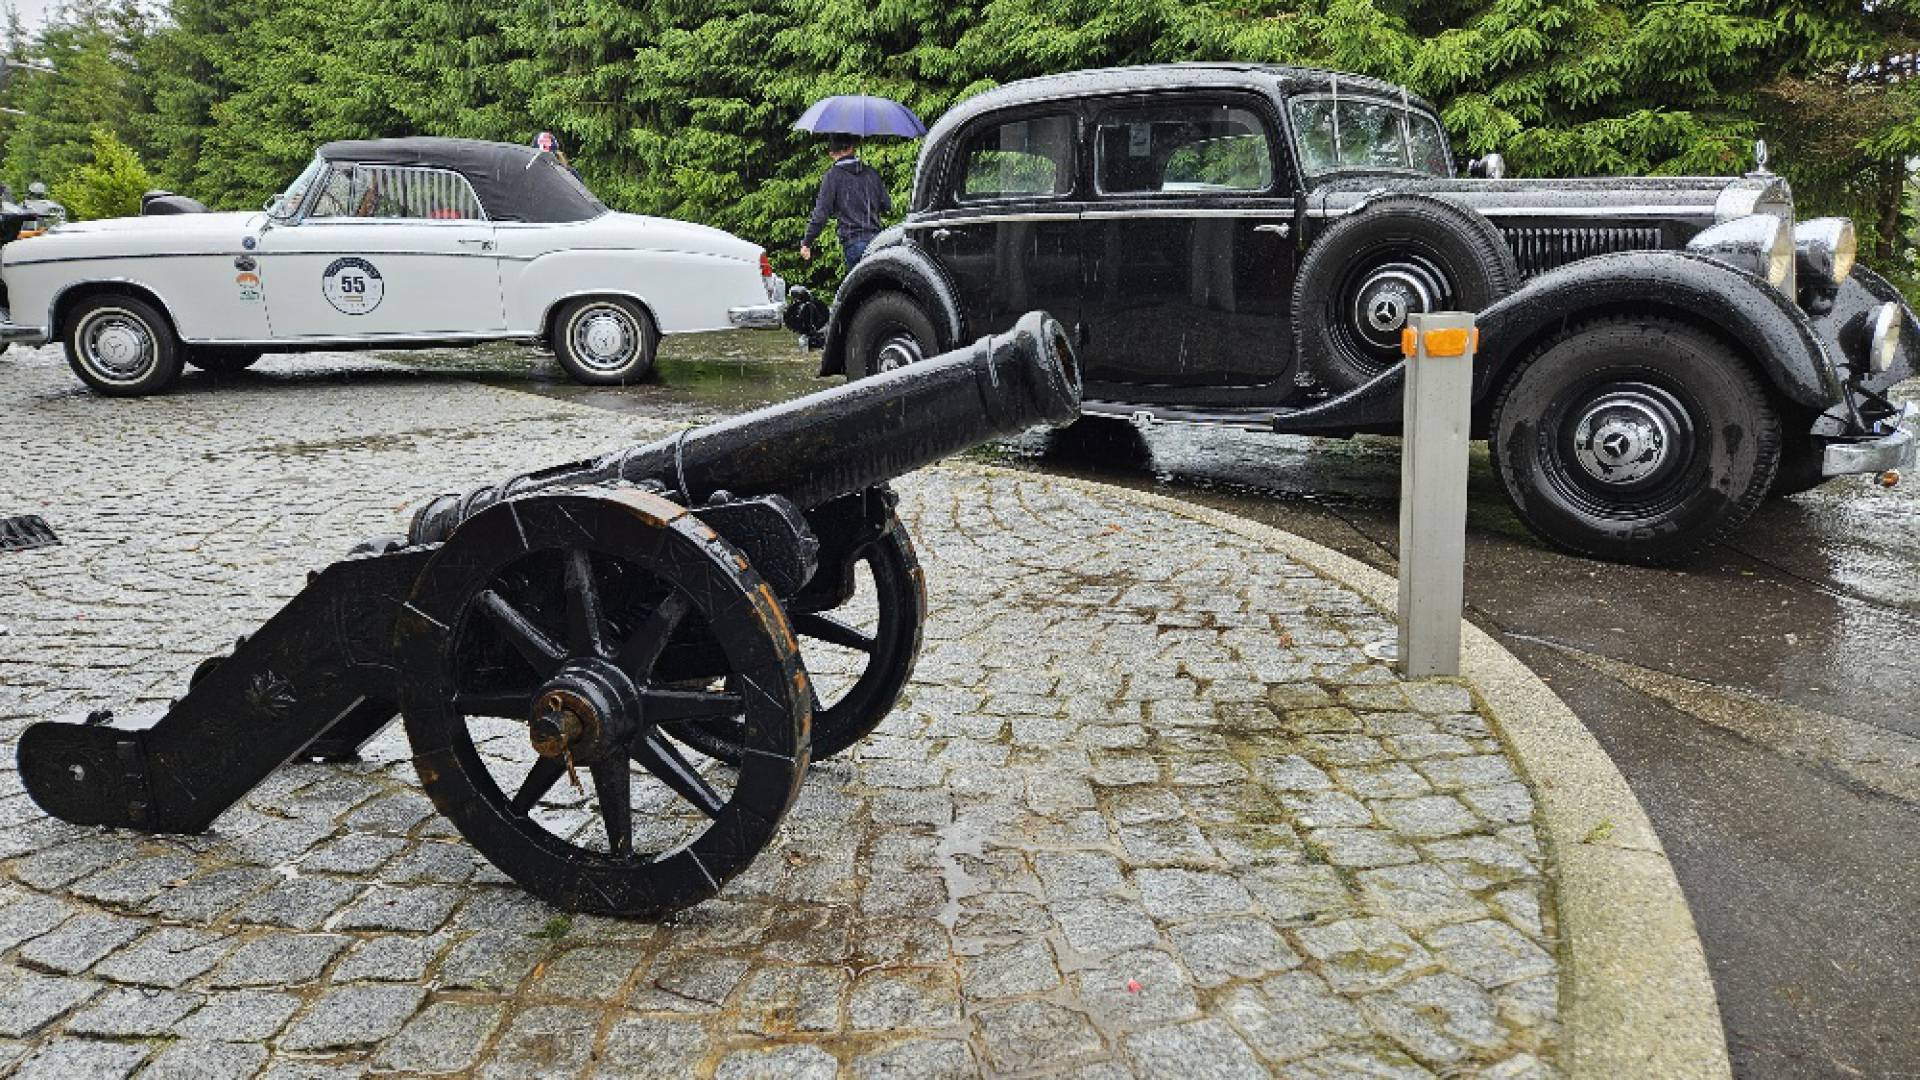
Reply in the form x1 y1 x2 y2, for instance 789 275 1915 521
1394 312 1478 678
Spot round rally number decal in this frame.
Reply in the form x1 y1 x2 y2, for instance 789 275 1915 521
321 257 385 315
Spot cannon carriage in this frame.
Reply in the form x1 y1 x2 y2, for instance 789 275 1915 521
17 312 1081 917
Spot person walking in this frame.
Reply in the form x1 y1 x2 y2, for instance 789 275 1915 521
801 134 892 270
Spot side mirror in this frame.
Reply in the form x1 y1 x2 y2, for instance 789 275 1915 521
1468 153 1507 180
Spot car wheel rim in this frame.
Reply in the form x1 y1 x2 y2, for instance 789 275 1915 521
1334 250 1453 371
874 332 924 373
569 305 641 373
78 309 156 383
1544 380 1700 517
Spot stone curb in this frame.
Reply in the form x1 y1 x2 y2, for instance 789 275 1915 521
964 464 1732 1080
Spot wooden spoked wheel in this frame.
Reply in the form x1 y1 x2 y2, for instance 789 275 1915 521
663 512 925 763
396 488 810 918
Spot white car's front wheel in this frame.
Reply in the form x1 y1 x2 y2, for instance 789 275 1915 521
553 296 658 386
63 294 184 397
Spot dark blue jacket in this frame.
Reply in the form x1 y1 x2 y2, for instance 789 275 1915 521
803 156 892 247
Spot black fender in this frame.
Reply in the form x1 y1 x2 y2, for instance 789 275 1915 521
1473 249 1843 414
1813 264 1918 393
818 237 963 377
1269 249 1843 437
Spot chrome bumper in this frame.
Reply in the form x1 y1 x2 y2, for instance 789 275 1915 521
0 311 44 344
727 271 788 330
1823 401 1918 477
727 302 784 330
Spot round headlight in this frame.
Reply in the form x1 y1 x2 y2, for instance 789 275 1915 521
1767 219 1794 290
1794 218 1856 285
1687 214 1795 295
1870 302 1901 374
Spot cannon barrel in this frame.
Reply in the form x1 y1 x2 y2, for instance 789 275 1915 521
412 310 1081 543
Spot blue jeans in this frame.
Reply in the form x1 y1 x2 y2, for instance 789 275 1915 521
843 236 871 269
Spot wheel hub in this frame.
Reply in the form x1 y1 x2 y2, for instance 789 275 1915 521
1348 262 1446 355
579 312 632 364
1572 394 1673 485
527 659 641 763
875 334 923 372
91 320 150 372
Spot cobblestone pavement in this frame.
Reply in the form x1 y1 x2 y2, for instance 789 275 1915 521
0 349 1559 1078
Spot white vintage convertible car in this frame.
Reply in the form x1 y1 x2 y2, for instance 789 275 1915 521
0 137 786 395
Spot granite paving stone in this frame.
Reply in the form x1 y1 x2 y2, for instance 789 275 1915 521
208 933 350 988
850 1038 977 1079
0 345 1560 1076
138 1040 269 1080
278 982 427 1050
11 1038 148 1080
597 1015 713 1079
1125 1018 1267 1080
172 989 302 1042
372 999 505 1073
15 911 144 973
64 986 202 1035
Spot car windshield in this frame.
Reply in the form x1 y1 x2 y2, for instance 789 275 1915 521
1288 95 1451 177
274 157 327 218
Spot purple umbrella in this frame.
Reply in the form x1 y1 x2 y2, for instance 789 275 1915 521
793 95 927 138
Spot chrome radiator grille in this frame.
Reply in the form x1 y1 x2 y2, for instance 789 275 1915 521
1501 225 1665 276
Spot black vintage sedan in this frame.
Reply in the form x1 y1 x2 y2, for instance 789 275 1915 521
785 63 1917 565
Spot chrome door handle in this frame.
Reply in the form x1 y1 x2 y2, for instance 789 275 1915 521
1254 223 1290 238
930 228 954 242
457 238 494 250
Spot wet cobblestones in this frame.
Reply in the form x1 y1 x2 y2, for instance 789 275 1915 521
0 347 1559 1076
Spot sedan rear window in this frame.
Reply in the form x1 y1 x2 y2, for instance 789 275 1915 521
953 114 1076 202
1094 105 1274 195
1289 96 1451 177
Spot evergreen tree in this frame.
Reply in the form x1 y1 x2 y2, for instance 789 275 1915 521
56 124 153 218
0 0 153 195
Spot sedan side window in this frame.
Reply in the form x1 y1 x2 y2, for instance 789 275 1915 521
305 165 486 221
953 114 1076 203
1094 104 1274 195
1289 97 1452 177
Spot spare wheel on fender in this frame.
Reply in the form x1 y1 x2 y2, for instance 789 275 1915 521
1292 194 1518 394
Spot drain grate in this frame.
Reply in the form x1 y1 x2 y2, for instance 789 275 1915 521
0 515 59 552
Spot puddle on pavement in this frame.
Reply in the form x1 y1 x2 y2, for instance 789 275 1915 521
390 330 831 424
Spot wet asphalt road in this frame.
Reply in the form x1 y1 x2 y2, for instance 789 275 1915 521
201 334 1919 1077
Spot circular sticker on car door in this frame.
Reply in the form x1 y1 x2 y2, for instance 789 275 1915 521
321 257 385 315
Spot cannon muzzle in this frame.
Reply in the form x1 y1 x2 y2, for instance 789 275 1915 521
412 310 1080 543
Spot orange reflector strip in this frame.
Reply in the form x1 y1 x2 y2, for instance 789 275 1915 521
1401 327 1481 359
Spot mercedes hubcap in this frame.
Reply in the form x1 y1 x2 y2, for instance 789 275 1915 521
1348 260 1449 357
85 314 154 378
1571 394 1674 485
573 309 637 370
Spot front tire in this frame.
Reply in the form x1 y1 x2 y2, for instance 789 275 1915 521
1488 317 1781 565
63 294 183 396
845 291 938 379
552 296 657 386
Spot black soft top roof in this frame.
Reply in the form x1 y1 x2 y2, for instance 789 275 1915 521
316 137 607 223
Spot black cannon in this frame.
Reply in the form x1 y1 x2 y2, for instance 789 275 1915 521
18 312 1081 918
